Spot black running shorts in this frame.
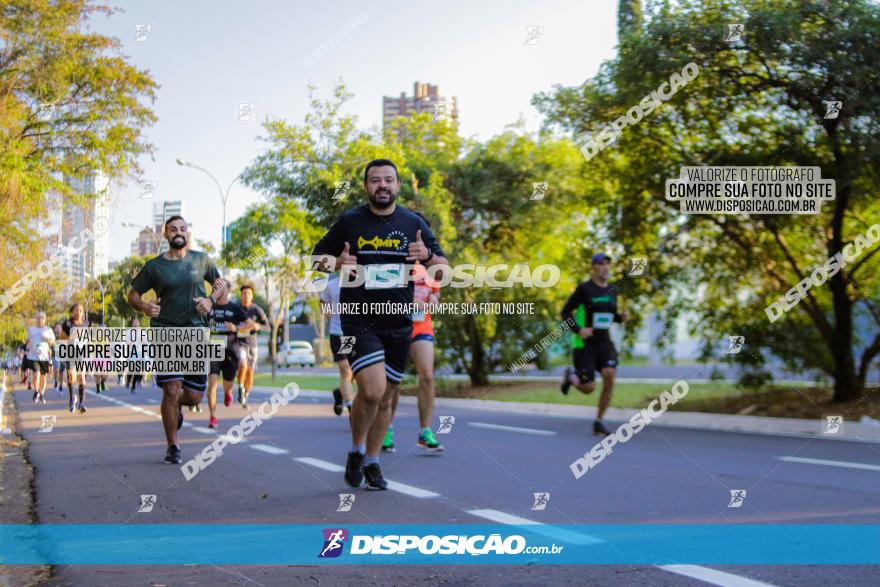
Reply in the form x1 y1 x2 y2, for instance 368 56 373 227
210 341 241 382
156 373 208 393
572 339 618 384
31 360 50 374
343 321 411 383
329 334 351 363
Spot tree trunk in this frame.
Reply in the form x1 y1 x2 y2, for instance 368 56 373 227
465 314 489 386
269 316 278 382
826 140 861 403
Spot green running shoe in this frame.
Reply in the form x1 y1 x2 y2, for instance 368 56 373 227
381 427 395 452
418 429 444 452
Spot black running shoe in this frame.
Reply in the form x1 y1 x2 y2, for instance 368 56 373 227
237 385 244 405
332 388 343 416
177 407 184 431
561 367 572 395
593 420 611 437
32 391 38 403
363 463 388 491
165 445 182 464
344 451 364 488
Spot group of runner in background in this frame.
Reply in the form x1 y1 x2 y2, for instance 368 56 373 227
6 158 629 485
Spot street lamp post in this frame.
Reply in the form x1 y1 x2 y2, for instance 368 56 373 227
94 279 107 325
176 159 243 247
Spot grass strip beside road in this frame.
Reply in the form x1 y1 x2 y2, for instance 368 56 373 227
254 372 879 420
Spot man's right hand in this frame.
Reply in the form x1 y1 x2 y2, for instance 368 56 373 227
335 242 357 272
578 327 593 339
145 298 161 318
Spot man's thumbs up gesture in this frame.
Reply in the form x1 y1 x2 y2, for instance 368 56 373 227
406 229 431 262
335 242 358 272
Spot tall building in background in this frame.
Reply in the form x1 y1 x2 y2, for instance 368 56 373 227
152 200 187 254
61 171 111 290
130 226 162 257
382 81 459 131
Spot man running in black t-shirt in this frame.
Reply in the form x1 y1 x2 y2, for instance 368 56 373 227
312 159 449 490
560 253 630 436
206 280 254 428
127 215 226 464
235 284 268 408
60 303 88 412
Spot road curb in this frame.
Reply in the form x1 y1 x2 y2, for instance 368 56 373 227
251 384 880 443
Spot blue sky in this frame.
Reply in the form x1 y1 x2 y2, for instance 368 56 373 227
96 0 618 259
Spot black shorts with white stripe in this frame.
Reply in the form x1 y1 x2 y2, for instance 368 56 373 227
343 321 412 383
155 373 208 393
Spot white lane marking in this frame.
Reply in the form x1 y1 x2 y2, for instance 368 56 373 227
469 509 775 586
251 444 288 455
191 426 216 435
777 456 880 472
468 422 557 436
466 509 601 545
659 565 778 587
294 457 343 472
385 480 440 499
294 457 439 498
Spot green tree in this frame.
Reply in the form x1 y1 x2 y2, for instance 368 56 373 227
535 0 880 401
242 81 399 226
443 130 596 383
0 0 157 331
222 198 323 379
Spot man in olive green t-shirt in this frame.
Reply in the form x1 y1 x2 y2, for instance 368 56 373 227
128 215 226 465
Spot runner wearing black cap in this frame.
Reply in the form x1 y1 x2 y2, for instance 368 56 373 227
560 253 630 436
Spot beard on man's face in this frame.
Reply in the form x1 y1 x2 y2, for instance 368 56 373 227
368 187 396 209
169 234 187 250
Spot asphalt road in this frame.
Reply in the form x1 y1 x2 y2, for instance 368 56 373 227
9 378 880 586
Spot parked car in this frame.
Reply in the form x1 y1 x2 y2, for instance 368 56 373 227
278 341 316 367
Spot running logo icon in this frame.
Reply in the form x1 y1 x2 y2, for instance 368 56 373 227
333 181 350 201
823 100 842 119
236 103 256 122
138 494 156 513
134 24 151 42
437 416 455 434
337 494 355 512
36 102 56 121
318 528 348 558
727 336 745 354
138 180 157 200
432 102 451 122
297 255 334 293
627 257 648 277
724 23 744 42
823 415 844 435
728 489 746 508
531 492 550 511
530 182 548 201
38 415 56 433
338 336 356 355
524 25 544 45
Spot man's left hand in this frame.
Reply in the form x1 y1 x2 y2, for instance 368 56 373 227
406 230 430 262
194 297 213 316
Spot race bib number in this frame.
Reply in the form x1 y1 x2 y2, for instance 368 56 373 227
411 311 426 322
592 312 614 330
365 264 405 289
210 336 225 345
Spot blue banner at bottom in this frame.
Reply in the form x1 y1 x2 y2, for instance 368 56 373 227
0 524 877 565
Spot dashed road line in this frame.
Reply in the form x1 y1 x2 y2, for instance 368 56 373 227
777 456 880 472
469 422 557 436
